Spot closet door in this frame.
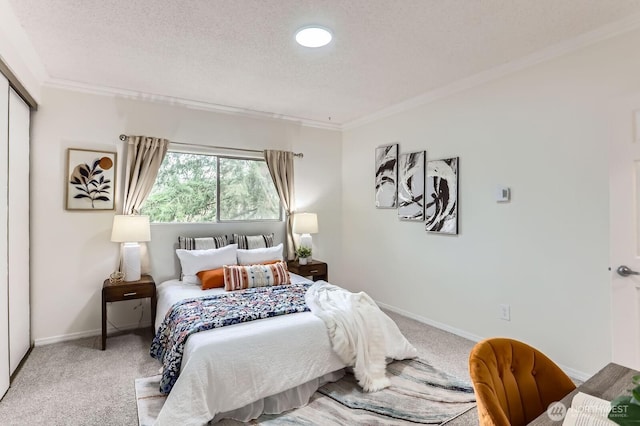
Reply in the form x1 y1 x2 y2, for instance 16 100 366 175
0 75 9 396
8 89 29 374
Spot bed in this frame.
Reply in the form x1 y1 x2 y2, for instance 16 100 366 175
148 233 416 425
152 272 347 425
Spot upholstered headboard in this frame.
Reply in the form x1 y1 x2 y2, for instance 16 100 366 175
148 222 286 284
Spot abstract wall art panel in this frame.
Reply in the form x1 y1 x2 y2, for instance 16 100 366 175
398 151 425 221
425 157 458 234
375 143 398 208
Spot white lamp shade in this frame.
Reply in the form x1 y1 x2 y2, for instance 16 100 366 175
293 213 318 234
111 215 151 242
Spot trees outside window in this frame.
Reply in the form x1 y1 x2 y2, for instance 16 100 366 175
141 152 281 223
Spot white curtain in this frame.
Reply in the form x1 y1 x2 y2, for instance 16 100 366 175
123 135 169 215
264 150 296 260
121 135 169 273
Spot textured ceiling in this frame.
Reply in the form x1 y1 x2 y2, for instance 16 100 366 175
8 0 640 126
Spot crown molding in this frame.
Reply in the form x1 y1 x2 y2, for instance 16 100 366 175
39 12 640 133
0 0 48 102
343 13 640 131
43 78 342 131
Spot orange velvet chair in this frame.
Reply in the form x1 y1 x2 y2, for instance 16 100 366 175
468 338 576 426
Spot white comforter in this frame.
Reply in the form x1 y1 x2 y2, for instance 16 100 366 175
305 281 418 392
153 276 418 425
154 275 345 426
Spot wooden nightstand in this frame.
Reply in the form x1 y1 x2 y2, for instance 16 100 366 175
101 274 156 350
287 259 328 282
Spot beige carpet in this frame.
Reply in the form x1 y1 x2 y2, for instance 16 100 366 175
0 311 479 425
136 358 476 425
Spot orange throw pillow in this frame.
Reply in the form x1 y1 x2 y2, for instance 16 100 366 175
197 268 225 290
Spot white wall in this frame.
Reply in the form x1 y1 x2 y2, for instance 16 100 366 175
17 8 640 377
30 87 342 344
0 0 45 102
341 28 640 376
292 125 343 280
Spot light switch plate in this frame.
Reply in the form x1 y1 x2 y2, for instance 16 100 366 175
499 304 511 321
496 186 510 202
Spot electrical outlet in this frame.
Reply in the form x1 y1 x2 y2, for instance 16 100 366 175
499 304 511 321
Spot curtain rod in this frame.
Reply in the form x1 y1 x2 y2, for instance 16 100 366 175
119 134 303 158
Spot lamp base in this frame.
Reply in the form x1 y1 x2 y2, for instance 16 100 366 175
299 234 312 249
122 242 141 282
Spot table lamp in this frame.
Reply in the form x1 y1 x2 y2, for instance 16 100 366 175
293 213 318 250
111 215 151 282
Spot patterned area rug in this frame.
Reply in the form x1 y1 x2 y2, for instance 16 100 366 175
135 358 476 425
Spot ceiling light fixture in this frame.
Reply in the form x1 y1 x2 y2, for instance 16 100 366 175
295 26 333 48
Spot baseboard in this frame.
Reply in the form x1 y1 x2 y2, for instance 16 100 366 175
33 321 152 346
376 300 485 343
376 300 591 382
558 365 591 383
34 301 594 382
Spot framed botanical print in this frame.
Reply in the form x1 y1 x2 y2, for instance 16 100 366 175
65 148 116 211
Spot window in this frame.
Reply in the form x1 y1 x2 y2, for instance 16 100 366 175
141 151 281 223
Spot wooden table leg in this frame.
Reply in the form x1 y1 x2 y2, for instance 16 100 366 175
101 290 106 350
150 291 157 339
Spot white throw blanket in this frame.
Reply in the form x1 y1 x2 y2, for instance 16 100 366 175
305 281 418 392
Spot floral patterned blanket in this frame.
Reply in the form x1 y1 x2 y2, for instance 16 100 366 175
150 283 311 394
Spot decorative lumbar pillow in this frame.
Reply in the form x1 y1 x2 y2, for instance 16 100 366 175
237 243 284 265
178 235 228 250
197 268 225 290
232 233 274 250
176 244 238 285
223 261 290 291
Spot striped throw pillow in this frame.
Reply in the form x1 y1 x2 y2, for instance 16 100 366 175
178 236 228 250
223 261 290 291
232 233 274 250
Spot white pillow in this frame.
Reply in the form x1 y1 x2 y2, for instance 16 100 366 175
176 244 238 284
237 243 284 265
